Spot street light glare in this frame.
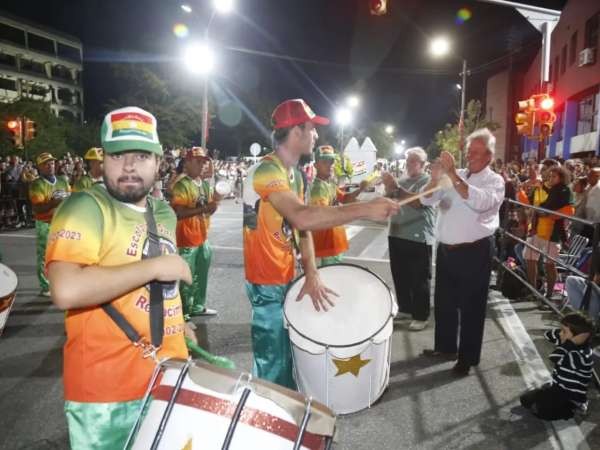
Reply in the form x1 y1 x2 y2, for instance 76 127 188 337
184 43 215 75
430 36 450 57
181 4 192 13
385 125 394 135
346 95 360 108
455 83 462 90
400 139 406 145
335 107 353 126
214 0 234 14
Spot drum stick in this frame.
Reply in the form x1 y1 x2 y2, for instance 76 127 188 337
394 175 452 207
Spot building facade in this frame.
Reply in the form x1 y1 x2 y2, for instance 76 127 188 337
0 11 83 122
486 0 600 161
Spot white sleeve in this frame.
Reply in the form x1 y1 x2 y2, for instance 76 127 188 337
464 174 505 213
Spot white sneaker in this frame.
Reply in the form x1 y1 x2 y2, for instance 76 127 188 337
40 290 51 297
408 320 428 331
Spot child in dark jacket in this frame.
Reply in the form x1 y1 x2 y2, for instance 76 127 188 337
520 313 593 420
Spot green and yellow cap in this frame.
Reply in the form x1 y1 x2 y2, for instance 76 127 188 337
100 106 163 156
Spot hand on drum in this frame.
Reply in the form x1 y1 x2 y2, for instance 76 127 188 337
296 272 338 312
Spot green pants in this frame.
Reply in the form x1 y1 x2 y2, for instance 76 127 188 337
35 220 50 292
245 282 295 389
317 253 344 267
65 398 145 450
179 242 212 316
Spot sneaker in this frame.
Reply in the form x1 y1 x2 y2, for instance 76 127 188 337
191 307 218 317
408 320 428 331
40 290 51 297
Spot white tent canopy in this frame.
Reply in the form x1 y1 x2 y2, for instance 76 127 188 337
343 137 378 183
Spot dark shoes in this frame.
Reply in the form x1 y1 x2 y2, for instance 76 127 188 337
422 349 458 361
452 361 472 377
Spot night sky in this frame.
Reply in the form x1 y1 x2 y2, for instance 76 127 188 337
1 0 567 152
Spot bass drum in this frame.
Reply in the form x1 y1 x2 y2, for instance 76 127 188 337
130 360 336 450
284 264 397 415
0 263 18 337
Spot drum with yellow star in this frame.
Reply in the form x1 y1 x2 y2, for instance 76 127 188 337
284 264 397 414
128 359 336 450
0 263 18 337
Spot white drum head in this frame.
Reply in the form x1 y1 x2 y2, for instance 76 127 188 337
0 264 17 298
215 180 232 196
284 264 393 351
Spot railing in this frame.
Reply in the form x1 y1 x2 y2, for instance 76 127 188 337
496 197 600 388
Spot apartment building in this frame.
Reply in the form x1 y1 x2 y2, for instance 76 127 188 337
0 11 84 123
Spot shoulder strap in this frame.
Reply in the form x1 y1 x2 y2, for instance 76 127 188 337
101 198 165 356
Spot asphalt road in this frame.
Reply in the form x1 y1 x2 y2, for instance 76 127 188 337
0 198 598 449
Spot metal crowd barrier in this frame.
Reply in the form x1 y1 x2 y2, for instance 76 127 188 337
496 197 600 388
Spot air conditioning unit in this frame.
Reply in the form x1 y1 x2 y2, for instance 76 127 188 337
578 48 596 67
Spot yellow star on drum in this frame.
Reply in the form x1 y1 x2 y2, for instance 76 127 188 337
332 354 371 377
181 437 193 450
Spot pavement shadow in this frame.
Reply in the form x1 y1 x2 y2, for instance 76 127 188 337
1 322 65 338
378 367 456 404
390 355 456 375
0 346 62 379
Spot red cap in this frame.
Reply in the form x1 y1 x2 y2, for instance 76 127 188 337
271 99 330 129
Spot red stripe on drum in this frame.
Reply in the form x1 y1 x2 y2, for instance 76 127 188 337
153 385 327 450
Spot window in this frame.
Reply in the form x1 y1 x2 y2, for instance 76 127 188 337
0 77 17 92
554 55 560 82
52 65 73 81
585 13 599 48
577 92 599 135
57 43 81 62
569 32 577 66
0 52 16 68
561 45 567 74
20 59 46 76
0 22 25 46
28 33 54 55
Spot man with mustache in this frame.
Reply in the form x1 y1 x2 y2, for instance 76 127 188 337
46 107 194 449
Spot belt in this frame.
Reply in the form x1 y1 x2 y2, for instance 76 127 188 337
440 236 490 250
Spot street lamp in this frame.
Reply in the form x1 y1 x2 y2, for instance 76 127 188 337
346 95 360 109
336 107 353 151
181 1 234 150
385 125 394 135
430 35 468 167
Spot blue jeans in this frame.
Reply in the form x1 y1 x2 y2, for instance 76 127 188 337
565 276 600 320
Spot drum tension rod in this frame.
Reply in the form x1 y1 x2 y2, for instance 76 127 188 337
221 387 252 450
151 358 193 450
293 396 313 450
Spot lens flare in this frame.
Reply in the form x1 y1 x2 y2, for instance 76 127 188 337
173 23 189 38
455 8 472 25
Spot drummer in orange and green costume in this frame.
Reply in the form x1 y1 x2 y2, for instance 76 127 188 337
310 145 368 266
171 147 218 319
72 147 104 192
46 106 194 450
29 152 71 296
243 99 399 388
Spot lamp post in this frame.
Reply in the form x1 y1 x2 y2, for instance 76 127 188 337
430 36 468 167
181 0 234 150
335 107 353 151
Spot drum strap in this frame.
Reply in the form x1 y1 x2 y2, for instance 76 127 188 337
101 199 164 358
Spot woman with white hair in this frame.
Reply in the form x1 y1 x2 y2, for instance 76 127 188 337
382 147 437 331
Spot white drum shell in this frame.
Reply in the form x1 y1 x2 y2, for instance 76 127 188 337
0 263 18 337
132 366 329 450
284 264 397 415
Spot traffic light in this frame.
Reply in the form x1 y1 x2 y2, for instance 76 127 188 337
515 98 535 137
370 0 388 16
24 118 37 142
534 94 556 139
6 118 23 149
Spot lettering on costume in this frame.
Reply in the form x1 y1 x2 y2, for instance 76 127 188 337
157 223 174 240
49 229 82 242
164 323 185 336
265 180 285 190
126 223 146 257
135 295 182 318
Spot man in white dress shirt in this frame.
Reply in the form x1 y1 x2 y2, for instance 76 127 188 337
420 128 505 376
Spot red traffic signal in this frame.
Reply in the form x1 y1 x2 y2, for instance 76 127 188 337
532 94 556 139
6 118 23 148
540 97 554 111
370 0 388 16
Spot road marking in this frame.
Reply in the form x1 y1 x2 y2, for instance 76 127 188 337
0 234 35 239
489 292 590 450
345 225 363 241
357 229 389 259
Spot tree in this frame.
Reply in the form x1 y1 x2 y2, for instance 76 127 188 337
429 99 500 161
104 64 203 148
